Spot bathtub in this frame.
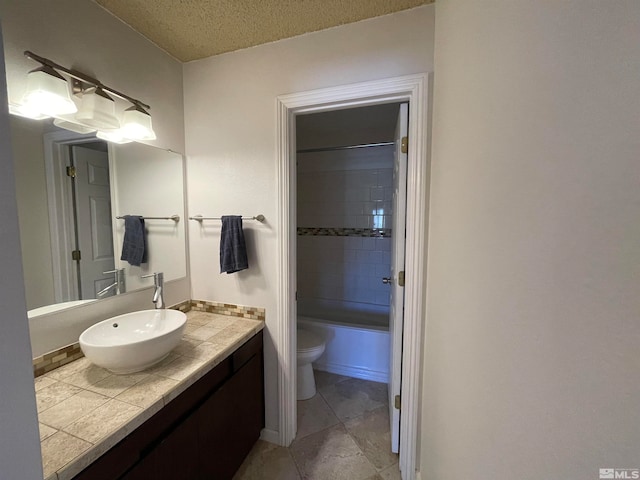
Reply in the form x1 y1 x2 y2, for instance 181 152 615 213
298 313 390 383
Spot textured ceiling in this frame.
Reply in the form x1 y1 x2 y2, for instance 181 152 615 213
93 0 433 62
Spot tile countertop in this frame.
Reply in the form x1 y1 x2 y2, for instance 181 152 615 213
34 311 265 480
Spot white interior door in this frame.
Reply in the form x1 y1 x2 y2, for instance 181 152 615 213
388 103 408 453
71 145 115 299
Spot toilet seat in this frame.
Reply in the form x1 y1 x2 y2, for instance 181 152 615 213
297 329 324 353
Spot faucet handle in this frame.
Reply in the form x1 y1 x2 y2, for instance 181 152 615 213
141 272 164 283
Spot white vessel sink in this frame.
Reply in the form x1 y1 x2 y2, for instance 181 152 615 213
79 309 187 374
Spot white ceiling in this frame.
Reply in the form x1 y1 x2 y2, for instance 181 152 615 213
93 0 433 62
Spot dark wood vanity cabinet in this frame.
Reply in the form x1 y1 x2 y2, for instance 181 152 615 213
73 331 264 480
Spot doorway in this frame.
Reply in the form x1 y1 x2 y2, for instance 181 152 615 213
275 74 430 479
295 102 408 454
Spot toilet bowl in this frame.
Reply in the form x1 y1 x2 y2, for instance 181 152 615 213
297 328 326 400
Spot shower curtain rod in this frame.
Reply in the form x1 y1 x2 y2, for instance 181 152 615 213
296 141 394 154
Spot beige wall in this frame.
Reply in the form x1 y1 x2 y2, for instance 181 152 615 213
0 27 43 479
184 5 435 438
423 1 640 478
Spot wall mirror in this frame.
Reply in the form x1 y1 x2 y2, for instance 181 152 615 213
10 115 187 319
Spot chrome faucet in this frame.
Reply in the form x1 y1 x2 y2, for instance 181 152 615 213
97 268 126 297
142 272 164 309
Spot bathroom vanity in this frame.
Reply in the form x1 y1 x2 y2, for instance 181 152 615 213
36 311 264 480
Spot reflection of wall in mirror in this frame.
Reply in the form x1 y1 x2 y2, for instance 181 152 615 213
10 116 55 310
111 143 187 292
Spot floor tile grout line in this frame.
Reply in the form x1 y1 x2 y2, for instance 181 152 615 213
287 443 305 479
316 388 343 426
321 374 395 477
296 375 387 479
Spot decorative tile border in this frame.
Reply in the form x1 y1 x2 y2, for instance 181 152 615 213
32 300 196 377
33 343 84 377
297 227 391 238
190 300 266 321
171 299 193 313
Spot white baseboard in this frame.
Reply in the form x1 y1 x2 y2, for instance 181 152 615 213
314 361 388 383
260 428 280 445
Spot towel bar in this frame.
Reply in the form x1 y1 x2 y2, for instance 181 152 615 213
116 215 180 222
189 214 265 222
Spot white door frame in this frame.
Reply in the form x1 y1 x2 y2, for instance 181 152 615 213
275 73 430 478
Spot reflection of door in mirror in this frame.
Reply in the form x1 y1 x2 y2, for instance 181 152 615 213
70 145 115 299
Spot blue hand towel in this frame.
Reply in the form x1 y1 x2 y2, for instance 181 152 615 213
220 215 249 274
120 215 147 266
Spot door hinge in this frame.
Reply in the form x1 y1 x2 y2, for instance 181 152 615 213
398 270 405 287
401 136 408 154
66 166 76 178
71 250 81 261
394 395 401 410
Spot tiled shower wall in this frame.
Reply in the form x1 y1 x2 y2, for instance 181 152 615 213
297 147 394 317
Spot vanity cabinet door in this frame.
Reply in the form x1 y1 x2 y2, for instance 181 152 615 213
198 352 264 479
152 410 199 479
120 410 199 480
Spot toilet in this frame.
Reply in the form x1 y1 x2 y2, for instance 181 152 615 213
297 328 326 400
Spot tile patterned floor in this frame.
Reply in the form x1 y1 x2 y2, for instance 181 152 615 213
234 371 401 480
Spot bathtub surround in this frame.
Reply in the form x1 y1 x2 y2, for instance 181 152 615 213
297 154 394 317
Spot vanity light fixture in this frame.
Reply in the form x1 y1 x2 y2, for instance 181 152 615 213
76 87 120 131
22 65 77 117
10 51 156 143
121 103 156 141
